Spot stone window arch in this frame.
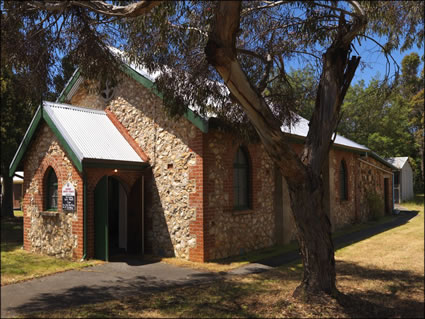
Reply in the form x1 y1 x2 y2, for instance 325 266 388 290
45 167 58 210
340 160 348 201
233 146 250 210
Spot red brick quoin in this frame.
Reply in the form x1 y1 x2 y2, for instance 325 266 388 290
22 126 84 259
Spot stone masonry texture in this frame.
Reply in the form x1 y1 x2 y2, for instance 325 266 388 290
22 124 83 259
20 70 394 262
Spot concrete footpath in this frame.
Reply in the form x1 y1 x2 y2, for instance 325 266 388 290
1 208 416 318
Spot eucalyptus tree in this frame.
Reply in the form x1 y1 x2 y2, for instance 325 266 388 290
2 0 423 298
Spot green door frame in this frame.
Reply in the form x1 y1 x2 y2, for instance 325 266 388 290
94 176 109 261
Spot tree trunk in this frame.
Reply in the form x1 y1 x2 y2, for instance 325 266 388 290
205 0 365 299
1 174 14 218
287 174 336 297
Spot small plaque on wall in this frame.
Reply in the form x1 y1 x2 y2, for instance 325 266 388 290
62 182 76 211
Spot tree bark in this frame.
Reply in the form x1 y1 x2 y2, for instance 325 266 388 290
205 1 365 298
27 1 162 17
1 175 14 218
287 175 336 297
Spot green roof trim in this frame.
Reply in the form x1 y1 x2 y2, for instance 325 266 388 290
9 107 43 177
121 64 158 95
56 63 209 133
9 104 84 177
120 64 209 133
9 106 83 177
184 108 209 134
42 108 83 172
57 69 81 103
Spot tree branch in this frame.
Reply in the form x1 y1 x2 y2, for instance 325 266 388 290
167 21 208 37
241 1 288 17
259 53 273 93
27 1 162 17
236 48 267 63
311 2 359 19
357 33 400 77
206 1 307 182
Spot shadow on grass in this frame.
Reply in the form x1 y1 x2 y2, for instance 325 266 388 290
335 260 424 318
206 210 418 270
254 210 418 268
1 242 22 252
7 258 424 318
1 216 23 244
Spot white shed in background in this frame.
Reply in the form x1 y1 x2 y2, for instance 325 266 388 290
387 157 414 203
0 171 24 210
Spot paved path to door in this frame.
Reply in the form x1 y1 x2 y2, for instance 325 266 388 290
1 208 417 318
1 261 222 318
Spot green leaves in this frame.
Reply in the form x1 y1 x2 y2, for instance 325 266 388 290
339 52 424 189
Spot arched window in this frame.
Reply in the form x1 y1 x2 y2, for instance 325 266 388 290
339 160 348 201
45 168 58 210
233 147 250 209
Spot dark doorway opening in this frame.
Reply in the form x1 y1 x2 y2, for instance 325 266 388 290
94 176 132 261
108 177 128 258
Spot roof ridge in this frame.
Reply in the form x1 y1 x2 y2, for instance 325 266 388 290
43 101 105 115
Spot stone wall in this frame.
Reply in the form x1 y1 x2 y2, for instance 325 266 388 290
356 155 393 221
329 149 394 229
22 124 83 259
71 74 202 260
329 149 358 229
203 130 275 260
67 71 394 261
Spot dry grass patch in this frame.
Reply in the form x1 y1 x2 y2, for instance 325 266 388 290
1 216 104 286
1 243 104 286
334 198 424 318
19 195 425 318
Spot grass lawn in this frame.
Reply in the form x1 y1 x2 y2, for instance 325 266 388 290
161 212 399 273
13 210 24 217
1 214 103 286
21 194 424 318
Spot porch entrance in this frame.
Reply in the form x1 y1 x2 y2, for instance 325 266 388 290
94 176 144 261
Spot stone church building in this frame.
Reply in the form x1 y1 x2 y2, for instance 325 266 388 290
9 51 396 262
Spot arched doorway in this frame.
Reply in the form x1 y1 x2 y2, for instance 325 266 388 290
94 176 128 261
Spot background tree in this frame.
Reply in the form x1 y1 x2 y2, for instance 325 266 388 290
0 9 52 217
339 52 424 191
51 55 78 100
0 67 39 217
2 0 423 298
400 53 424 191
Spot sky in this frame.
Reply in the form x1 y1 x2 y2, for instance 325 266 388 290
351 40 424 85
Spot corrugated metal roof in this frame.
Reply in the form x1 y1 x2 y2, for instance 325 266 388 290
59 47 374 155
43 101 144 163
281 115 370 152
115 48 370 152
386 157 409 169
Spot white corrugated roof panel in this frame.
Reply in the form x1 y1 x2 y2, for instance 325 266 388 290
386 157 408 169
110 47 371 153
43 101 144 163
281 115 369 152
